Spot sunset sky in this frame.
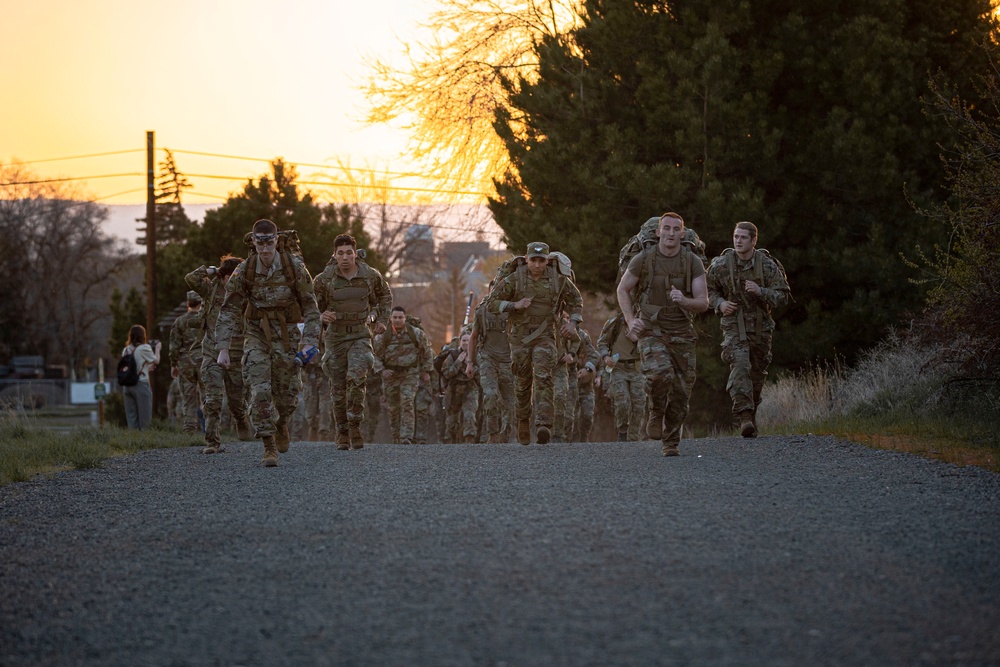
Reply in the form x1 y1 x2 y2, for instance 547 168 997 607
0 0 459 206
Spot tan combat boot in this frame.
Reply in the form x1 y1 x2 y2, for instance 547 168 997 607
536 426 551 444
275 422 290 453
517 420 531 446
236 417 253 441
739 411 757 438
336 431 351 450
349 426 364 449
261 437 278 467
662 443 680 457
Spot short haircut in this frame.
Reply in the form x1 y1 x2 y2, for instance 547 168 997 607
128 324 147 346
660 212 684 225
253 219 277 235
334 234 357 250
391 305 406 314
735 221 758 240
218 255 243 278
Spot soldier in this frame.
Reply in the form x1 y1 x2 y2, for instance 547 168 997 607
573 325 600 442
443 331 480 443
216 219 320 467
413 372 434 444
186 257 253 454
706 221 791 437
617 212 709 456
373 306 434 444
466 280 515 443
313 234 392 450
482 242 584 445
302 355 335 441
596 313 645 441
169 291 205 435
364 369 383 443
552 313 582 443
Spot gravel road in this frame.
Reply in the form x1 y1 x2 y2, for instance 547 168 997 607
1 435 998 666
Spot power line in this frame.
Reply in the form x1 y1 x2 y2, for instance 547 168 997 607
0 173 142 187
176 171 487 197
8 149 144 166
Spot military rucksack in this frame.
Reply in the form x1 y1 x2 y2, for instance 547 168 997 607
242 229 303 290
617 217 707 280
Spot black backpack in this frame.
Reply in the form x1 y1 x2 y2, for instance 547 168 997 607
116 347 139 387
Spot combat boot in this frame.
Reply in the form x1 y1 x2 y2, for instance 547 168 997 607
536 426 551 444
646 413 663 440
487 432 505 444
662 443 680 457
236 417 253 441
464 434 476 444
617 432 628 442
261 437 278 467
275 422 290 453
517 420 531 446
350 426 364 449
739 411 757 438
336 431 350 450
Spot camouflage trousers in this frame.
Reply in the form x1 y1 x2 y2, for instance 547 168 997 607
477 352 514 438
721 330 772 420
638 332 697 448
384 367 419 442
553 362 578 440
365 374 383 442
574 381 595 442
322 336 374 434
178 359 203 434
448 380 480 440
243 331 301 439
414 383 433 444
302 366 334 440
201 352 247 447
510 336 558 430
608 362 646 441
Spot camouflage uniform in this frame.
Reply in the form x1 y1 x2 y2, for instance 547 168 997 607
364 371 383 442
166 375 183 425
552 322 582 442
706 248 790 424
169 306 205 434
597 314 646 441
469 302 514 442
186 266 251 448
313 260 392 444
302 363 335 440
373 322 434 443
483 243 584 444
413 375 434 444
625 246 706 451
573 327 600 442
216 252 321 446
441 348 480 442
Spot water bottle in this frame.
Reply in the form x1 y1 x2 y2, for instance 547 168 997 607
605 353 619 375
295 347 318 367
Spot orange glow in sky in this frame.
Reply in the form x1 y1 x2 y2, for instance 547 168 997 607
0 0 464 205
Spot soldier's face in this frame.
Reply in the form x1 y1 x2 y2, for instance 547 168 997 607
460 334 471 352
527 256 548 277
659 217 684 250
254 238 276 264
335 245 357 272
733 228 756 255
391 311 406 329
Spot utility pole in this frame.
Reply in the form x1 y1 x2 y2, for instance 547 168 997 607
145 131 157 335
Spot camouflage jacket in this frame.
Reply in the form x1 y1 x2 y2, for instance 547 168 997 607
706 248 791 338
216 252 321 351
313 260 392 343
185 265 245 355
169 309 204 368
483 263 583 345
373 323 434 373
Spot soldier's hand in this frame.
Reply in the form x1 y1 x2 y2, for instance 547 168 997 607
374 322 387 335
720 300 739 316
670 286 685 304
321 310 337 324
627 317 645 339
744 280 761 296
577 367 593 380
464 363 475 379
513 297 532 310
561 353 574 364
217 349 231 370
171 366 179 379
594 375 603 390
560 319 576 339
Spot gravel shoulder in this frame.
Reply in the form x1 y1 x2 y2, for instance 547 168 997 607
1 435 998 666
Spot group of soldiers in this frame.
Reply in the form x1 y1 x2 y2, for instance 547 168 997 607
167 213 789 465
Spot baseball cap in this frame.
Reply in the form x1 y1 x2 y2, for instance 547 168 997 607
526 242 549 258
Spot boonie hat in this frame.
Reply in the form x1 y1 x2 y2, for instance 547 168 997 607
526 242 549 258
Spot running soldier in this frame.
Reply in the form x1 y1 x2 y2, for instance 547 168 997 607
706 221 791 437
466 281 515 443
483 242 584 445
186 257 252 454
313 234 392 450
443 330 480 443
617 213 709 456
573 325 600 442
373 306 434 444
216 219 321 467
169 291 205 435
596 313 645 441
